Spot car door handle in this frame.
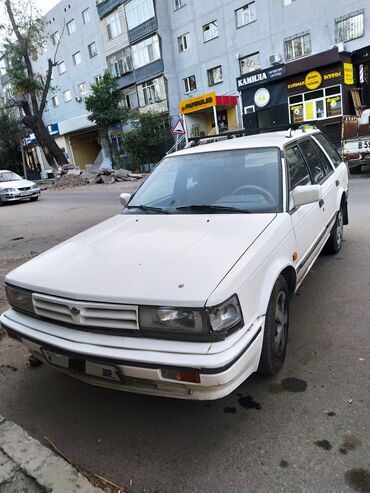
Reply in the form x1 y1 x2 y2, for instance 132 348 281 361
319 199 324 208
335 180 339 187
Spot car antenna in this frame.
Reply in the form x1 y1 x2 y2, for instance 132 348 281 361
286 128 293 138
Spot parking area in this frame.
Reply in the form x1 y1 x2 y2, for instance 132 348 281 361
0 173 369 493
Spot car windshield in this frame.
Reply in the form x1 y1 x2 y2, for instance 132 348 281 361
0 171 22 182
127 147 282 214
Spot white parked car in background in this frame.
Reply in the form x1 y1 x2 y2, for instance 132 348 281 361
0 170 41 204
1 129 348 400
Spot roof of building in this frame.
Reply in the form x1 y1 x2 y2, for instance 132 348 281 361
170 129 321 157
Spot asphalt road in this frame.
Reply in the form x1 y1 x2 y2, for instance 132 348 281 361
0 175 369 493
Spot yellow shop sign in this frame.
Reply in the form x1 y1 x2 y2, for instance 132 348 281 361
179 92 216 115
343 63 354 85
305 71 322 90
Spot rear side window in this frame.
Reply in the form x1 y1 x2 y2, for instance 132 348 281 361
314 133 342 168
285 145 312 190
298 139 328 184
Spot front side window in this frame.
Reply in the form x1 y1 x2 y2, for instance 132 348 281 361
335 10 364 42
88 42 97 58
125 0 155 30
313 133 342 168
239 52 260 75
57 61 66 74
82 8 90 24
285 145 312 190
72 51 81 65
207 65 223 86
107 12 122 40
63 89 72 102
67 19 76 35
284 32 311 60
126 148 282 214
235 2 256 28
203 21 218 42
132 35 160 69
177 33 189 52
183 75 197 93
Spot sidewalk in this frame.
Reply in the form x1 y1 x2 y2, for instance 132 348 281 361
0 414 103 493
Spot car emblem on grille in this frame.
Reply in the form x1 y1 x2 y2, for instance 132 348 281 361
70 307 80 316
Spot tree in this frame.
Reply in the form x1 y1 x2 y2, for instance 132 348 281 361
1 0 68 174
123 111 173 169
0 109 22 173
85 71 131 166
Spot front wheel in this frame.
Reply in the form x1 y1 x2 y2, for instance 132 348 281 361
258 275 289 376
323 207 344 254
29 196 39 202
349 165 362 175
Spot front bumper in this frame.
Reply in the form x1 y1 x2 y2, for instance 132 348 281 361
0 189 40 202
0 309 264 400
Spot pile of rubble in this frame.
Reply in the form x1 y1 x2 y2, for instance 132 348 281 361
80 168 144 184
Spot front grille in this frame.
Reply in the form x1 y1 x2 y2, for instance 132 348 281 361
18 186 31 191
32 293 139 331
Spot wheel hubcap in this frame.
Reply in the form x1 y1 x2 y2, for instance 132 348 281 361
274 291 287 358
336 211 343 248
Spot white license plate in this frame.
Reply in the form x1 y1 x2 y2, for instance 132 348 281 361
20 191 30 196
41 348 121 381
358 140 370 151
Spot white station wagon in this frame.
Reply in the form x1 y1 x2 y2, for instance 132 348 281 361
1 129 348 400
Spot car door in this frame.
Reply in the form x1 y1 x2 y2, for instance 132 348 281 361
285 143 324 282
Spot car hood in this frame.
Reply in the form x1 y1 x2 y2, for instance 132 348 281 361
6 213 276 306
0 179 36 189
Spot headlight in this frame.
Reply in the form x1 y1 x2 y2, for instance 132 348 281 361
209 295 243 332
31 184 39 190
3 188 16 192
5 285 35 315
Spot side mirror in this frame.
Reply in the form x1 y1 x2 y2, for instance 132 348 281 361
292 185 322 208
120 192 131 208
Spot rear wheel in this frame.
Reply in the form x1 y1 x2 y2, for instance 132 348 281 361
349 165 362 175
323 206 344 254
258 275 289 376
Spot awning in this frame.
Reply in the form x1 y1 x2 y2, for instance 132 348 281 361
179 91 238 114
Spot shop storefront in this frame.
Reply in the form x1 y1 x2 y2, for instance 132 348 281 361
22 123 61 180
179 91 239 138
352 45 370 110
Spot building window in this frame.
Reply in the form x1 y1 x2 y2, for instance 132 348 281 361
142 79 160 105
72 51 81 65
63 89 72 102
207 65 223 86
239 52 260 74
289 85 342 123
88 42 97 58
108 48 133 77
124 87 139 108
177 33 189 52
173 0 185 10
51 31 59 46
132 34 160 69
125 0 155 30
335 10 364 43
284 31 311 61
66 19 76 35
51 95 59 107
44 100 49 111
107 12 122 40
82 8 90 24
283 0 296 5
78 82 87 95
183 75 197 93
235 2 256 28
57 61 66 74
203 21 218 42
94 75 103 84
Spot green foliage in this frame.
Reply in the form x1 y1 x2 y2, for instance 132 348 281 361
123 111 173 168
85 71 131 130
5 45 43 95
0 110 22 171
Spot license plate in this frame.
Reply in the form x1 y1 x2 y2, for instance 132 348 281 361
358 140 370 151
41 348 121 381
20 191 30 196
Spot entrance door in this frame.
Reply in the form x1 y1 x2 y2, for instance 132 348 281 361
258 109 272 129
212 110 228 131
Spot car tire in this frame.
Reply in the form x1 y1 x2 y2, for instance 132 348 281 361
323 206 344 255
29 197 39 202
349 165 362 175
258 275 289 376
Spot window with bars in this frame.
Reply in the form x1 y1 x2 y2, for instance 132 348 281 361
132 35 160 69
183 75 197 93
177 33 189 52
335 10 364 42
107 12 122 40
203 21 218 42
66 19 76 35
235 2 256 28
239 52 260 75
284 32 311 60
207 66 223 86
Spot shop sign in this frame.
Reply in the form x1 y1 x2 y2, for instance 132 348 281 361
343 62 354 85
236 66 285 91
179 91 216 114
254 87 270 108
23 123 60 146
305 71 322 90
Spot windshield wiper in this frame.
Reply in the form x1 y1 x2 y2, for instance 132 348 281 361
175 205 250 213
126 205 169 214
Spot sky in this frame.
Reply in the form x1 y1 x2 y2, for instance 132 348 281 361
35 0 60 14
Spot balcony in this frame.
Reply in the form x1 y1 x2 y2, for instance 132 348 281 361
128 17 158 44
96 0 124 19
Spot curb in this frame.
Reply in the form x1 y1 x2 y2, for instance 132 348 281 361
0 414 103 493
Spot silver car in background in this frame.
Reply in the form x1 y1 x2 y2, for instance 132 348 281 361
0 170 41 204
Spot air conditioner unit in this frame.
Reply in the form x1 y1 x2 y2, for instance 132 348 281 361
75 96 82 102
269 53 282 65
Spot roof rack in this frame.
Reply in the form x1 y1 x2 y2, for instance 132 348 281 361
185 129 246 148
